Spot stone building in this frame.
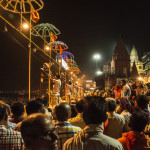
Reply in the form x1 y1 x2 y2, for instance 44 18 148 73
111 37 130 78
142 52 150 76
130 46 144 75
103 37 150 88
130 61 139 81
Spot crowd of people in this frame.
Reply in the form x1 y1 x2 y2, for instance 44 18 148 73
0 79 150 150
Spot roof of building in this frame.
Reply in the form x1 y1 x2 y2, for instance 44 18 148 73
113 36 130 60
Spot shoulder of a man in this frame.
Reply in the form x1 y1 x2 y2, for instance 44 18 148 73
1 126 23 142
14 121 22 132
63 130 83 150
101 134 124 150
54 122 81 133
2 128 24 149
68 114 83 123
71 125 81 132
114 112 125 120
10 129 22 137
63 130 123 150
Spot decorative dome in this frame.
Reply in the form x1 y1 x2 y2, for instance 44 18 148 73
31 23 60 37
130 45 139 63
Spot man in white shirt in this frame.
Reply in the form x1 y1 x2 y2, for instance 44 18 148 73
105 98 125 139
52 74 61 106
68 99 86 129
65 81 72 104
63 96 123 150
121 80 131 99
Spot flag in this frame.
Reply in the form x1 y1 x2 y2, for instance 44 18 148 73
50 32 57 42
31 11 40 23
41 78 43 83
41 72 44 77
60 48 63 54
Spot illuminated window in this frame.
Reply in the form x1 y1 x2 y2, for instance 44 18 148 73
139 66 142 69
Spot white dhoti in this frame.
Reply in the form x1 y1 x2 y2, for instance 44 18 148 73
66 93 71 104
51 93 60 106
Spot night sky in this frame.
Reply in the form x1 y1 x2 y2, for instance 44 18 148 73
0 0 150 91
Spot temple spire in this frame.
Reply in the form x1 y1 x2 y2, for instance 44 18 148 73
113 36 129 59
131 61 138 76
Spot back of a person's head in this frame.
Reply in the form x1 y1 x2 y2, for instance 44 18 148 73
21 113 52 137
26 99 45 115
11 102 24 117
129 111 148 132
56 74 60 79
147 83 150 88
0 101 11 116
75 99 86 113
21 113 58 150
121 79 126 84
0 103 8 122
83 96 108 125
136 95 149 110
55 102 71 121
106 98 116 112
35 97 49 108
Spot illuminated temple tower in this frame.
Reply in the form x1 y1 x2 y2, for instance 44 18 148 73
111 37 130 77
130 45 144 75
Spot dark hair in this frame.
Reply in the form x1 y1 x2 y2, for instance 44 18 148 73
11 102 24 117
55 102 71 121
107 99 116 112
21 114 51 137
83 96 108 125
75 99 86 113
26 100 45 115
35 97 49 108
136 95 149 110
56 74 60 79
129 111 148 132
0 101 11 115
147 83 150 88
121 79 126 84
0 103 7 122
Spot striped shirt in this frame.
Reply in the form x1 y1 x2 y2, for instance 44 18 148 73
63 124 123 150
0 125 23 150
54 121 81 150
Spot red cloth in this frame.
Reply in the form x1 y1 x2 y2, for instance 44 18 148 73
31 11 40 23
118 131 149 150
103 119 108 134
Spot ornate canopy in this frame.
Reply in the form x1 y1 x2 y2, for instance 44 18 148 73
0 0 44 13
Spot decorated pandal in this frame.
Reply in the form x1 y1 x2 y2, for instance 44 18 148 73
0 0 83 107
0 0 44 13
